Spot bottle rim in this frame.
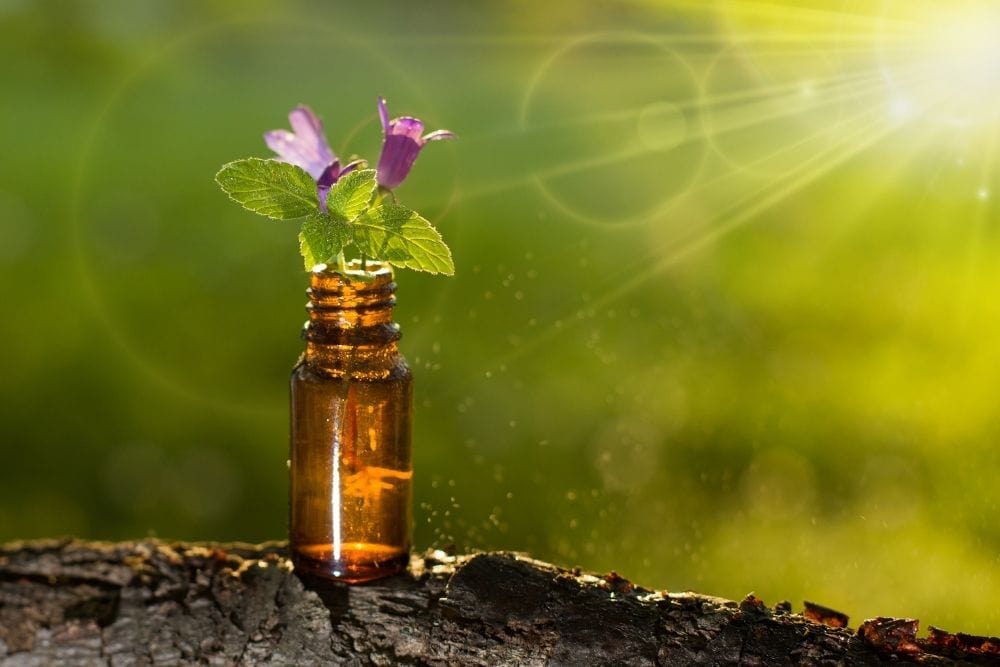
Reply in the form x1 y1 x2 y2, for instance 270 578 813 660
311 260 393 285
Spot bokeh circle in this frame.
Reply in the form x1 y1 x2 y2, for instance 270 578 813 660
519 32 709 229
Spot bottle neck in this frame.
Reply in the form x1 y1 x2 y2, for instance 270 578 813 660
302 263 402 372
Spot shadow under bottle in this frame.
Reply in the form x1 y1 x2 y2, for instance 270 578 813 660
289 262 413 583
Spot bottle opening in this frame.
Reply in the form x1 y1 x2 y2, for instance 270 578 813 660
311 260 394 285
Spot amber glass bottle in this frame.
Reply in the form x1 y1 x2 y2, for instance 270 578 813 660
289 261 413 583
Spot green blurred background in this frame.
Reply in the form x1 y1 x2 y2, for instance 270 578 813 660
3 0 1000 634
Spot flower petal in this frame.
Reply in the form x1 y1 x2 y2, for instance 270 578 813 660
263 130 297 159
378 97 391 134
338 159 365 177
390 116 425 141
263 131 328 180
289 106 331 157
316 160 342 189
263 106 333 178
422 129 457 142
317 184 332 213
376 135 422 190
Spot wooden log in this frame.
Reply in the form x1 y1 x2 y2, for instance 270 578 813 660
0 540 996 665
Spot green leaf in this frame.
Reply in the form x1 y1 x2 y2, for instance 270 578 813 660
326 169 376 222
354 204 455 276
215 158 318 220
298 214 352 270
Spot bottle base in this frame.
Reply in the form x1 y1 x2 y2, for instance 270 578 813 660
291 542 409 583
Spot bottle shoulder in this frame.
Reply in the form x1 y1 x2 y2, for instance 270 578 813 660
292 354 411 384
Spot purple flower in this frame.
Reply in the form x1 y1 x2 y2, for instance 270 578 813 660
264 105 361 211
375 97 455 190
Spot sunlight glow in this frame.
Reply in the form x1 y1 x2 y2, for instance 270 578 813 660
885 3 1000 127
928 8 1000 99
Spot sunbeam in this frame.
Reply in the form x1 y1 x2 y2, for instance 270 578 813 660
492 105 906 369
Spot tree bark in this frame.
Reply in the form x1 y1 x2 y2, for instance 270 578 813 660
0 540 996 665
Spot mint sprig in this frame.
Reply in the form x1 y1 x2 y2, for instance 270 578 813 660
215 163 454 275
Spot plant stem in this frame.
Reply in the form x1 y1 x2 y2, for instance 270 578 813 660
376 185 397 204
336 251 348 274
